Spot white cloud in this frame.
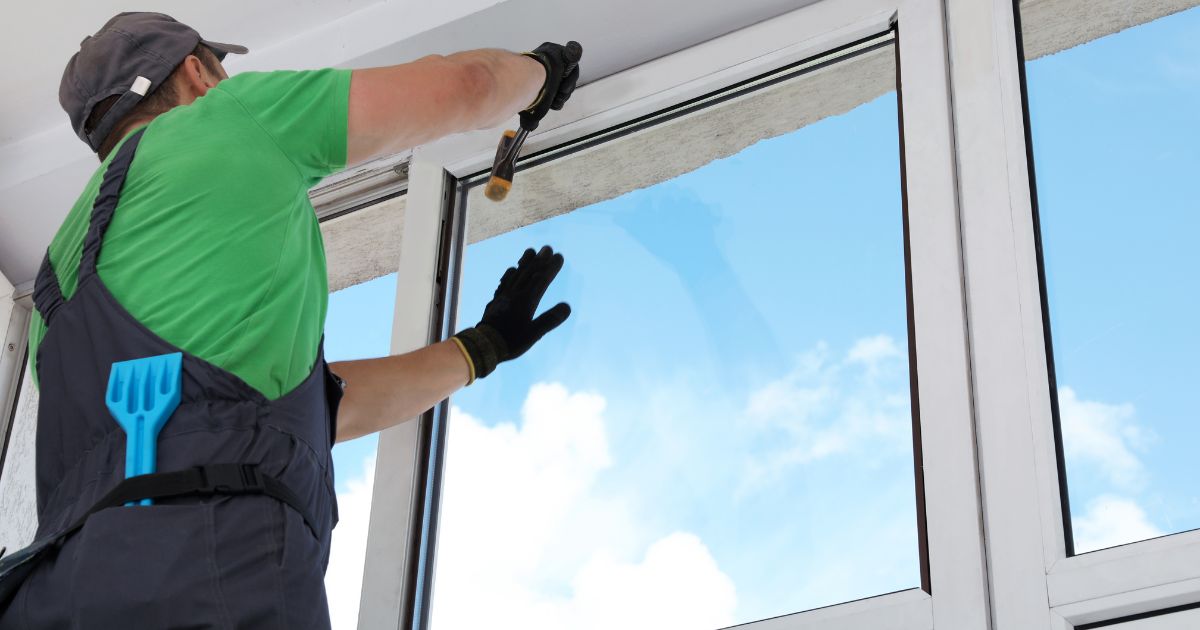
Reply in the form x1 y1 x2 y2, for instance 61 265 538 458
1073 495 1163 553
429 383 737 630
1058 387 1151 490
326 453 376 630
435 384 611 584
321 385 735 630
740 336 911 489
744 344 833 429
567 533 737 630
1053 389 1164 553
846 334 903 372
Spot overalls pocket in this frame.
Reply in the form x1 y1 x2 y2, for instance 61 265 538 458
70 503 227 629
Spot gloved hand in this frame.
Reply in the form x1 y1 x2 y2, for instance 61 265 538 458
519 41 583 131
453 246 571 382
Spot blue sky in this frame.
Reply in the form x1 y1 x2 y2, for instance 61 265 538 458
320 8 1199 627
434 86 915 628
1025 6 1199 550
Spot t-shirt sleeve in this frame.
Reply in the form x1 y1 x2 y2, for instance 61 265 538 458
28 311 46 389
218 69 352 183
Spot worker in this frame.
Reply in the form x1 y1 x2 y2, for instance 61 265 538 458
0 11 579 628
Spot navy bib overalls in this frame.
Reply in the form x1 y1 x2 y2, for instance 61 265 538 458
0 129 343 629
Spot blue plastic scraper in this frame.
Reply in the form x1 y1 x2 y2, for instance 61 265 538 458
106 352 183 506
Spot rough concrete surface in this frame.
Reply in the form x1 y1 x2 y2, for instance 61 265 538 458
0 373 40 551
321 195 406 293
466 47 895 245
1021 0 1199 60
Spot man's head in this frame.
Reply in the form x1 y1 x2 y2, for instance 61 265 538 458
60 12 248 160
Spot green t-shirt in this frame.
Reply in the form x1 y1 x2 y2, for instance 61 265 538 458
29 68 352 399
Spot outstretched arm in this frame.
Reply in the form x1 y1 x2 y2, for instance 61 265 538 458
330 246 572 444
346 49 544 166
330 340 469 443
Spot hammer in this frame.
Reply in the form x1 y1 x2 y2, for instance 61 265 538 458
483 127 529 202
484 42 582 202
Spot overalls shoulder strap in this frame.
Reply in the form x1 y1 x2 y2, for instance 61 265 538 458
31 129 147 327
78 128 146 283
32 252 64 325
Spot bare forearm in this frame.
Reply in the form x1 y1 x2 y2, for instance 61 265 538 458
330 340 470 443
347 49 544 165
448 48 545 129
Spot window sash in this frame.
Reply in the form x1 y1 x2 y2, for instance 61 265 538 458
369 0 989 628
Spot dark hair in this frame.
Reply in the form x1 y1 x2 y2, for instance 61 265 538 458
86 43 223 159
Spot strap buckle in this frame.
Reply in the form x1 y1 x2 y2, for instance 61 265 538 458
198 464 265 495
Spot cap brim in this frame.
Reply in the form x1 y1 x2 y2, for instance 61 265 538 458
201 39 249 60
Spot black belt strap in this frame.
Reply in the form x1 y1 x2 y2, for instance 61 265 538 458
49 463 320 549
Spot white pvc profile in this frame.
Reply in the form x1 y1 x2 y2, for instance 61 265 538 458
1049 529 1200 626
945 0 1061 627
0 309 28 453
0 273 29 443
1080 608 1200 630
309 151 412 222
745 589 932 630
949 0 1200 627
358 158 451 630
893 0 992 626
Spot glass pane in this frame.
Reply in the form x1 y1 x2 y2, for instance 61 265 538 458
1021 3 1200 553
434 38 920 628
324 272 395 629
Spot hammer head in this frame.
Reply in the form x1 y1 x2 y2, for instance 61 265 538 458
484 178 513 202
484 129 520 202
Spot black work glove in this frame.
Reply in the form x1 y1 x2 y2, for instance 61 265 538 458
519 41 583 131
453 246 572 382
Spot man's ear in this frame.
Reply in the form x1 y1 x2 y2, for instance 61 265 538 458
178 55 214 100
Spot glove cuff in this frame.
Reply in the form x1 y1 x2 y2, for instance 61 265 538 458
449 336 477 385
521 51 550 112
452 325 509 380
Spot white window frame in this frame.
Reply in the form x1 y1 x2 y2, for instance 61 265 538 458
946 0 1200 628
0 273 33 551
0 274 31 479
363 0 1200 628
365 0 992 628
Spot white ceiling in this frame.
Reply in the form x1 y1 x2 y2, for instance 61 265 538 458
0 0 819 287
1 1 383 145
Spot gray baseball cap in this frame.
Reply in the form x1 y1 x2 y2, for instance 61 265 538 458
60 12 249 152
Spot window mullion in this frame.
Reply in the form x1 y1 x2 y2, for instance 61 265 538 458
945 0 1066 627
895 0 993 627
359 158 454 630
